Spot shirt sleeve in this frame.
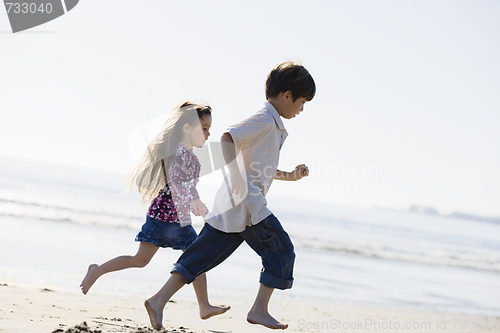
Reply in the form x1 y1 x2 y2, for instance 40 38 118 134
168 146 200 226
227 112 273 149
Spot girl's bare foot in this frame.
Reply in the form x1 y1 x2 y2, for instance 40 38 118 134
80 264 99 295
247 310 288 330
144 299 163 330
200 304 231 320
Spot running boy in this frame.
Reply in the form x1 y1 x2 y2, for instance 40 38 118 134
145 62 316 330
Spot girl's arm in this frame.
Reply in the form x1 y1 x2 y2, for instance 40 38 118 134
169 147 200 225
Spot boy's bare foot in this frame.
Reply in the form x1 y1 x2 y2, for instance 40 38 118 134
144 299 163 330
200 304 231 320
80 264 99 295
247 310 288 330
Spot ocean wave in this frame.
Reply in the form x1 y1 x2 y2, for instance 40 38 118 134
2 196 500 273
0 197 141 230
293 237 500 273
0 198 135 219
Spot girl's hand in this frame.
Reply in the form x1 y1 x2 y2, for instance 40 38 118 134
190 198 209 218
292 164 309 181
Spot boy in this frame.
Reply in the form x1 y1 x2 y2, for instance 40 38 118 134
145 61 316 330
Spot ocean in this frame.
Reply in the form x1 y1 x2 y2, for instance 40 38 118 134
1 156 499 316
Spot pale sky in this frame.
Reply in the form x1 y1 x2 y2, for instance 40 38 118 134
1 0 499 216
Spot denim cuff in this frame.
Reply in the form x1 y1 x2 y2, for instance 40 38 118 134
260 271 294 290
170 263 196 284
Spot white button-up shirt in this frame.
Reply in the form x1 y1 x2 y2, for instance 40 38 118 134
206 102 288 233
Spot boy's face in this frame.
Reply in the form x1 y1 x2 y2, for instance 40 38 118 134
280 92 308 119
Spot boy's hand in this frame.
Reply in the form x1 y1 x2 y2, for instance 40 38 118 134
275 164 310 181
190 198 209 218
230 172 246 198
292 164 309 181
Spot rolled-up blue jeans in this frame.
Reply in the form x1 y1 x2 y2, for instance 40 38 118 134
171 214 295 290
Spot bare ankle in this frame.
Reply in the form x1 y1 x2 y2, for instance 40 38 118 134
144 299 163 330
247 310 288 330
200 304 231 320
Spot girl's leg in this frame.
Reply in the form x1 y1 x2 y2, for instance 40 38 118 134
80 242 159 294
191 272 230 319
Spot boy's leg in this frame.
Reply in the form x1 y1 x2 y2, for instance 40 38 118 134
80 241 158 294
145 272 185 330
241 214 295 289
247 284 288 330
241 214 295 329
172 223 244 283
145 223 242 329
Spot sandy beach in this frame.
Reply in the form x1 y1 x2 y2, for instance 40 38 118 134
2 0 500 331
1 280 499 333
1 163 500 333
1 208 500 333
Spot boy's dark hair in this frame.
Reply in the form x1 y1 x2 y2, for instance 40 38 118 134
265 61 316 102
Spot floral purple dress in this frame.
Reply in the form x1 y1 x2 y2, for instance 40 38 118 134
135 144 201 250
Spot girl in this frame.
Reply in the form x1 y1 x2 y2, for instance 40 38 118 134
80 101 229 320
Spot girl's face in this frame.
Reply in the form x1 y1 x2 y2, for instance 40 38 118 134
186 114 212 148
200 114 212 140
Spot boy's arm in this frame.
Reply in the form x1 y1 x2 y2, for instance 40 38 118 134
275 164 309 181
221 132 246 197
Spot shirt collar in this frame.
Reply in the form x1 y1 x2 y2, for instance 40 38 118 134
264 101 286 131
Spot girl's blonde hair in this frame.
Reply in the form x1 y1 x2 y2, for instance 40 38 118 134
129 101 212 202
